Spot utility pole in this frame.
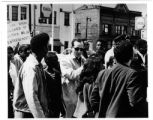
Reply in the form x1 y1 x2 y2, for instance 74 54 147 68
29 4 31 33
85 17 91 40
33 4 36 36
51 4 54 51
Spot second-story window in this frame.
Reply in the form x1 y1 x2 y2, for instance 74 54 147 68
49 11 56 24
115 25 121 35
7 5 9 20
64 12 70 26
102 24 111 35
54 11 56 24
115 25 127 35
75 23 81 34
12 6 18 21
64 41 69 49
21 6 27 20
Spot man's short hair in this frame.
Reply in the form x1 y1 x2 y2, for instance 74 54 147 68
8 46 14 53
44 52 58 65
96 39 102 44
18 44 29 54
71 38 83 47
113 34 127 45
135 39 147 50
30 33 49 54
114 41 133 64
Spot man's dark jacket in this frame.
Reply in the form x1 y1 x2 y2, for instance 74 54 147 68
90 63 148 118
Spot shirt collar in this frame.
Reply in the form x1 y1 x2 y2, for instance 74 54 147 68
27 53 39 66
70 53 77 59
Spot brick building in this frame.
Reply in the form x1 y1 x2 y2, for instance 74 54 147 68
75 4 142 50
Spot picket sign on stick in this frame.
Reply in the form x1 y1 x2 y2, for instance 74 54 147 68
7 20 31 48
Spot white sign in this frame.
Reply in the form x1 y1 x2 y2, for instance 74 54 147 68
7 20 31 47
141 30 147 40
135 17 145 30
42 4 52 18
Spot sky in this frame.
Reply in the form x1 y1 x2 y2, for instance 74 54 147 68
74 4 147 17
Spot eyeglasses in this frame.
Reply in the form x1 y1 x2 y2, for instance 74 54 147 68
74 47 83 51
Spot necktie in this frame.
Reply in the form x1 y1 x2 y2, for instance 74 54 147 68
76 57 81 66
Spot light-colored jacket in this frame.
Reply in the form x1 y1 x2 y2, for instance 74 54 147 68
13 54 48 118
13 54 24 75
59 54 86 117
9 54 23 86
104 47 114 68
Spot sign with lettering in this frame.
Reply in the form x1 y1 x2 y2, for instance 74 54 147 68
135 17 145 30
42 4 52 18
7 20 31 47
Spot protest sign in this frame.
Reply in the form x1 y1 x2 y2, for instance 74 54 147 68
7 20 31 47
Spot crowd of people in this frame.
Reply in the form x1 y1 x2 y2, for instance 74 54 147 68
8 32 148 118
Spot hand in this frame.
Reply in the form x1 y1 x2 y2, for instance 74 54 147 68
60 112 66 118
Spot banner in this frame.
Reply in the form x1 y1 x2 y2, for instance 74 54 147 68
135 17 145 30
7 20 31 47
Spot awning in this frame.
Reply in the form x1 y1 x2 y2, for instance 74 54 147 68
53 39 64 46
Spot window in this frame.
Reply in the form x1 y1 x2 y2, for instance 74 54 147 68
49 13 52 24
102 24 111 35
64 12 70 26
21 6 27 20
115 25 127 35
135 30 141 36
48 11 56 24
64 41 69 49
115 25 121 35
54 11 56 24
12 6 18 21
7 6 9 20
75 23 81 34
131 27 135 36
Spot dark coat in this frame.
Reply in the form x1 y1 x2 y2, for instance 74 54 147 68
90 63 148 118
44 69 66 118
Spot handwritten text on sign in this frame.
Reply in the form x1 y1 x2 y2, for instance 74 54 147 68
7 20 31 47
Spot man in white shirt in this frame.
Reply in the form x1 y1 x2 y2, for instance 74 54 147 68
10 45 30 86
104 35 126 69
59 39 86 117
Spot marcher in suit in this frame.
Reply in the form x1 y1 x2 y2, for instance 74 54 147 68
131 39 148 70
59 38 86 117
90 40 148 118
44 52 66 118
131 39 148 113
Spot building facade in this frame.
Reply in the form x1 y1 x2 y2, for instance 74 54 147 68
7 4 75 53
75 4 142 50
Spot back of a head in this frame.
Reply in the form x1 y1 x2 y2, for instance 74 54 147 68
113 34 127 46
18 44 29 53
30 33 49 54
44 51 58 65
8 46 14 53
80 54 103 84
114 40 133 64
135 39 147 55
44 51 61 73
84 54 103 76
8 46 14 62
